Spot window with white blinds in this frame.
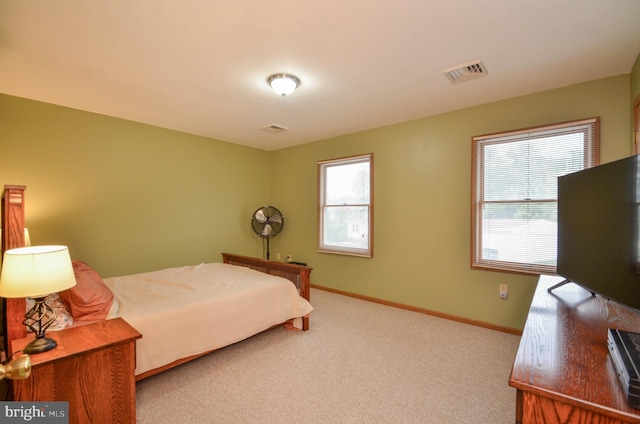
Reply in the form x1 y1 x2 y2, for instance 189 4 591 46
471 118 600 274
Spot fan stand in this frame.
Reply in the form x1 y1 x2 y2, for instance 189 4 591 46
251 206 284 261
265 237 271 261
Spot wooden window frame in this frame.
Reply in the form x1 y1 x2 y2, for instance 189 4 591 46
634 93 640 154
471 118 600 275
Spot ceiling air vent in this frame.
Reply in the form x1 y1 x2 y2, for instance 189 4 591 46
443 59 488 84
261 124 289 134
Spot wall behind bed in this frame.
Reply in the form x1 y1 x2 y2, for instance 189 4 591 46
0 94 271 277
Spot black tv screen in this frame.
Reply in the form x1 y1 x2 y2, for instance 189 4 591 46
557 154 640 311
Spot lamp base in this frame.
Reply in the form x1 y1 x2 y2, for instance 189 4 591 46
23 337 57 354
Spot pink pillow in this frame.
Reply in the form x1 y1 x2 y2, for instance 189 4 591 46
60 260 114 321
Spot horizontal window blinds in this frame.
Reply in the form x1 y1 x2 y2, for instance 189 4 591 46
471 118 599 274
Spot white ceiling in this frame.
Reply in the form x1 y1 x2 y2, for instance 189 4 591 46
2 1 640 151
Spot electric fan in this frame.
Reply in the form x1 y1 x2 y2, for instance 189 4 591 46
251 206 284 260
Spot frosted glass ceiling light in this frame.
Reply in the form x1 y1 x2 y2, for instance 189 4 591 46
267 73 300 97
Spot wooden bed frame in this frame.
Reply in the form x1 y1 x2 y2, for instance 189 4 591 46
136 253 312 380
1 185 28 354
1 185 312 380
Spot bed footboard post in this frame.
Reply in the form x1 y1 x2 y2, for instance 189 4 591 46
298 267 311 331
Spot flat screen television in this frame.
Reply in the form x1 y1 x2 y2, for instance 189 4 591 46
556 154 640 311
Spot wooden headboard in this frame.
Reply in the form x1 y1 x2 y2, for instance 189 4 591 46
1 185 28 354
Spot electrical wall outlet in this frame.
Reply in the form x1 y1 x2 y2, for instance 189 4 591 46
276 253 281 260
499 284 508 299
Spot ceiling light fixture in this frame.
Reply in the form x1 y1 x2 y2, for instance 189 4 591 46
267 73 300 97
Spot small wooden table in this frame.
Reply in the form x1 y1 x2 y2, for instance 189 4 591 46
11 318 141 424
509 275 640 424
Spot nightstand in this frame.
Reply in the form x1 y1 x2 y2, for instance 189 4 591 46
10 318 141 424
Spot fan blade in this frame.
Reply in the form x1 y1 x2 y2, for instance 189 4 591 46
261 223 273 237
255 209 267 223
270 212 283 224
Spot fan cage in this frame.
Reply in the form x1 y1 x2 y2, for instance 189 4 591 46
251 206 284 260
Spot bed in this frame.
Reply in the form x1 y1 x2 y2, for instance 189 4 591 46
1 185 313 380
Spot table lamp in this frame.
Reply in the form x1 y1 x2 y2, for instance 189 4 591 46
0 246 76 354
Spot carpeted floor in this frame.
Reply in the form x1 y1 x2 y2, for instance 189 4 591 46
136 288 520 423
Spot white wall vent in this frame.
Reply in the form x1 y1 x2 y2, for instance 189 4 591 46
261 124 289 134
443 59 488 84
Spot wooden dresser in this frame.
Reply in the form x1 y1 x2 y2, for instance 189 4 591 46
11 318 141 424
509 275 640 424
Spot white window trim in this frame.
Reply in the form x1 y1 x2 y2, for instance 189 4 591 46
318 153 374 257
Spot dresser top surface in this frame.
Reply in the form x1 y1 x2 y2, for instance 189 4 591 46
510 275 640 421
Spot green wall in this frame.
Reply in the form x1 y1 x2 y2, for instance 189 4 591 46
0 71 636 331
0 95 272 277
271 75 633 331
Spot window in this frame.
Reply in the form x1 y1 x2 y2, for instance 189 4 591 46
471 118 599 274
634 94 640 154
318 154 373 257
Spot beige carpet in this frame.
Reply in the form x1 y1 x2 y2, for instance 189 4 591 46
136 288 520 423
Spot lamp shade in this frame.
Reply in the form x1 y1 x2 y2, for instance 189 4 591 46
0 245 76 298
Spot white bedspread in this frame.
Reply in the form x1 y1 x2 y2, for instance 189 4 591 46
103 262 313 376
